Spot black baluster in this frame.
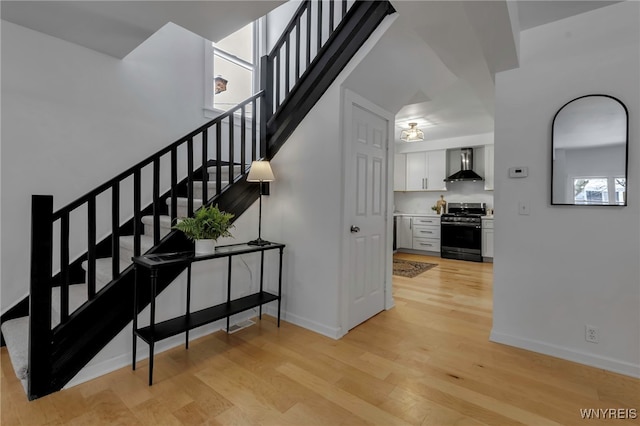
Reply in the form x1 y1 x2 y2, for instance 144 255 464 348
216 124 222 195
170 148 177 222
229 114 234 183
329 0 334 32
241 106 246 174
153 158 160 245
306 2 312 67
202 130 208 203
112 182 120 281
252 98 258 162
295 15 301 82
134 169 141 257
342 0 347 18
60 212 69 322
87 197 96 299
317 0 323 52
187 139 194 215
285 37 291 96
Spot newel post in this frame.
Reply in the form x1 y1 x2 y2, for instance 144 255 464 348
260 54 273 159
29 195 54 399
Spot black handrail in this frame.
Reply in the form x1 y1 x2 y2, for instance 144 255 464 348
51 91 264 220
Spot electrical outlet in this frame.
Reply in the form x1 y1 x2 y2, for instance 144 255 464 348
585 325 599 343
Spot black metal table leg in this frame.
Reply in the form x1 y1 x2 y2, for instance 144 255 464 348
226 257 232 333
278 247 283 327
259 250 265 319
149 269 157 385
133 265 138 370
186 264 191 349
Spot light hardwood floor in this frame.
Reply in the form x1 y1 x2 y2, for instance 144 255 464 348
2 253 639 425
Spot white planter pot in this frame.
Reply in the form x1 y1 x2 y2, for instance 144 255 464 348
195 239 216 255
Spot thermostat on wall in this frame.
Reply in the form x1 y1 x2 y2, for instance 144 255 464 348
509 166 528 178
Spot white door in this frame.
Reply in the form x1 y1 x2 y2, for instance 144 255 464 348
345 101 389 330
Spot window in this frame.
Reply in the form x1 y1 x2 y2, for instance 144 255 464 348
573 177 626 205
204 22 258 117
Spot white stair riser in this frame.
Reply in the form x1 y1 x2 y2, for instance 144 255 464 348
166 198 203 218
141 215 173 238
207 165 242 182
192 181 228 200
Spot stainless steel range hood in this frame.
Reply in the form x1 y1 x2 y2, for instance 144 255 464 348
445 148 484 182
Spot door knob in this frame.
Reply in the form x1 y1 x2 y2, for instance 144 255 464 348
350 226 360 233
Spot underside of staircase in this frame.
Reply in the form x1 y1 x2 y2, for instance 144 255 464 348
1 0 395 400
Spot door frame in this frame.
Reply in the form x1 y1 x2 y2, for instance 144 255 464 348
339 88 395 337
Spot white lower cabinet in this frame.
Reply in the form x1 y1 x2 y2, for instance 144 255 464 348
397 216 413 249
482 219 494 259
396 215 441 253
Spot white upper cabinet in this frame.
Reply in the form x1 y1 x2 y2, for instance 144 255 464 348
394 154 406 191
403 150 448 191
484 145 494 191
427 150 447 191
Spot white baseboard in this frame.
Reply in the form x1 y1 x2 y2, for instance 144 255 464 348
490 329 640 379
264 306 342 340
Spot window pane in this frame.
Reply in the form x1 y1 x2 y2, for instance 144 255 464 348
214 56 253 111
215 23 253 64
574 178 609 204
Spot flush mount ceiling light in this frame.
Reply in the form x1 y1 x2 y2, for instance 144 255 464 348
400 122 424 142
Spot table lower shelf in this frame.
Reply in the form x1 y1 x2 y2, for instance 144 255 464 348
135 291 279 344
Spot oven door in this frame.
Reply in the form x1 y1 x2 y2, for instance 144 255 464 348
441 221 482 261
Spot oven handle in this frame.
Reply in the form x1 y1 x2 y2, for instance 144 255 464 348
442 222 481 229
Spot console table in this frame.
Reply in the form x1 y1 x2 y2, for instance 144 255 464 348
131 242 285 385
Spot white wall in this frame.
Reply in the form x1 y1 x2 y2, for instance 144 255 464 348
1 21 210 312
492 1 640 377
260 13 397 338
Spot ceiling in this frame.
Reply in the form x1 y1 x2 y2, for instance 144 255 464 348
1 0 624 142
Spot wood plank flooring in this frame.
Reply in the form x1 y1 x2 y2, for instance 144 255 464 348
2 253 639 425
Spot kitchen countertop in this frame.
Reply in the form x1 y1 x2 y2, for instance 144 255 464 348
481 215 494 219
393 213 441 217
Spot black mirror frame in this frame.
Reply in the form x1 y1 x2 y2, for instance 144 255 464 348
551 94 629 206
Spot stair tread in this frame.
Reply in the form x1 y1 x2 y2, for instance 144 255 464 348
192 181 228 188
207 165 243 174
166 197 204 207
141 215 173 227
1 317 29 380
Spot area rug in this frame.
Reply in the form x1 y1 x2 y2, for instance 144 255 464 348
393 259 437 278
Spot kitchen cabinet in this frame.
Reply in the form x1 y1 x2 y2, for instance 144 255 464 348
404 150 448 191
482 218 494 260
411 216 441 253
397 216 413 249
484 145 494 191
394 154 406 191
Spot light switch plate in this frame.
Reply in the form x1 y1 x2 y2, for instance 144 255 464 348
518 201 530 215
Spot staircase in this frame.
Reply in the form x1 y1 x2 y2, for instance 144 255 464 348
1 0 395 400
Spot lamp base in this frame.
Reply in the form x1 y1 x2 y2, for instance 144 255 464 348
247 238 271 246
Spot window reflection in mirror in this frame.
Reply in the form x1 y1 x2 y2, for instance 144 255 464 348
552 95 628 205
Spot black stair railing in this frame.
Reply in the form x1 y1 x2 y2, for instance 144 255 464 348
20 0 395 400
28 92 263 398
262 0 353 121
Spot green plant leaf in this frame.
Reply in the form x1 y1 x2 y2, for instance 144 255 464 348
172 204 234 241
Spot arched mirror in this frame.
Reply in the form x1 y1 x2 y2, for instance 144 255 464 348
551 95 628 206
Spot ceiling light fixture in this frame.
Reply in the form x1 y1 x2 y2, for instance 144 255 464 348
400 122 424 142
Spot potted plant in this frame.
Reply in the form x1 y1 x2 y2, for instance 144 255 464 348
173 204 235 254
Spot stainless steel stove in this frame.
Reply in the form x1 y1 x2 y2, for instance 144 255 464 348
441 202 486 262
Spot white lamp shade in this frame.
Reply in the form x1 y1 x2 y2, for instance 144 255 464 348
247 160 275 182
